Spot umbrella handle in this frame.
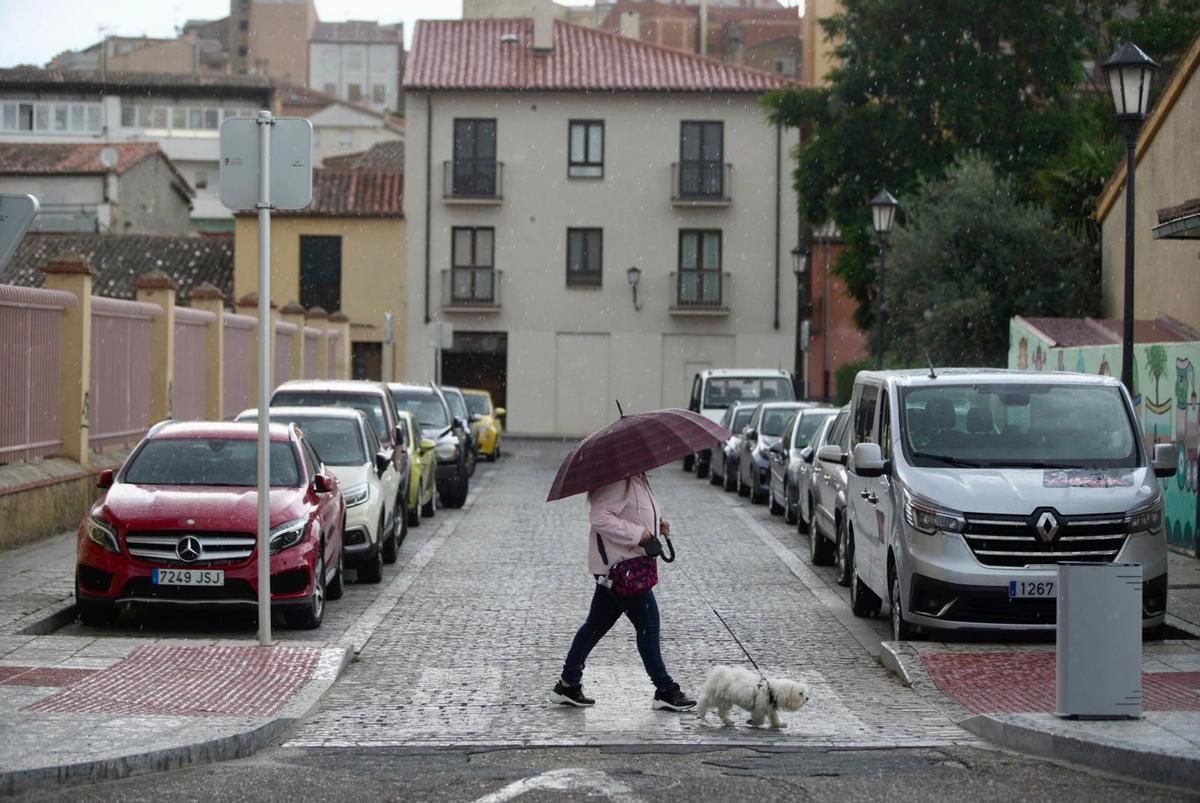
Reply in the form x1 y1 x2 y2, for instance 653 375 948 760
660 535 675 563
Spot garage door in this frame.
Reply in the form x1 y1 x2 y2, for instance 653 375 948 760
555 333 611 437
660 335 735 409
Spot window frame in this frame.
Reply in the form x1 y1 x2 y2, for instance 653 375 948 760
678 120 725 197
565 227 603 288
452 118 498 197
567 119 604 179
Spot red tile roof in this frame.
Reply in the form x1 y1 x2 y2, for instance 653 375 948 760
311 20 403 44
405 18 792 93
322 140 404 172
268 169 403 218
0 142 193 194
1020 316 1193 348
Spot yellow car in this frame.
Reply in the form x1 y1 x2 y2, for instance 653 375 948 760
397 410 437 526
463 389 505 461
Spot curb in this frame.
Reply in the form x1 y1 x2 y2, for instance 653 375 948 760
879 640 922 687
0 646 353 798
16 601 77 636
961 714 1200 791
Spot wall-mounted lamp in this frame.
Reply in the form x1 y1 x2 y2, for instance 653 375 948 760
627 265 643 311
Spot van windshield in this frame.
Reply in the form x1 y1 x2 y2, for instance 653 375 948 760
704 377 794 409
900 384 1139 469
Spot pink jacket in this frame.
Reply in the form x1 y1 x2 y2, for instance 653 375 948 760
588 475 659 576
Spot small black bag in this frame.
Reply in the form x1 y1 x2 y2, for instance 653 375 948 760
642 534 675 562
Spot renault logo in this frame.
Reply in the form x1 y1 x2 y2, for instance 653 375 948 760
176 535 203 562
1033 511 1060 543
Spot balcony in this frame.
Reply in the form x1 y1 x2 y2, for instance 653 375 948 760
669 271 731 316
441 268 502 313
671 161 732 206
443 160 504 204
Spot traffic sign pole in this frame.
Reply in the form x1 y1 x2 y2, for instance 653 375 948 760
256 110 273 647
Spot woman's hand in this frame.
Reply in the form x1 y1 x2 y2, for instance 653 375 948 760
659 520 671 537
640 528 654 544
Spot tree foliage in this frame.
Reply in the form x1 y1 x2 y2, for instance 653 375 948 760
884 155 1098 368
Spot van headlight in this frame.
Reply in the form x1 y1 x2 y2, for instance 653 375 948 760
343 483 370 508
435 442 459 461
269 518 309 554
1125 498 1163 534
903 492 965 535
86 516 120 553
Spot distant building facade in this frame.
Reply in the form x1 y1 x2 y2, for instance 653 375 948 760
279 84 404 166
231 0 318 81
308 21 405 112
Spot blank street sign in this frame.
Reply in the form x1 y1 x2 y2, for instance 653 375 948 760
219 117 314 211
0 194 39 272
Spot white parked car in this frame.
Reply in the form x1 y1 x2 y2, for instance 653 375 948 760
684 368 795 477
236 407 403 584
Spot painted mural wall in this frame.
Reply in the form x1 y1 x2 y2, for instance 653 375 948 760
1008 318 1200 556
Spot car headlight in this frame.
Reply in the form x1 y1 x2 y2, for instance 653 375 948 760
435 443 459 461
343 483 370 508
903 492 965 535
269 518 309 554
86 516 120 553
1125 498 1163 534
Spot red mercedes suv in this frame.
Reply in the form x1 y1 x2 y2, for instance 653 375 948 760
75 421 345 629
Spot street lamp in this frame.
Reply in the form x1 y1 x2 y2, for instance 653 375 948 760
626 265 643 311
1102 41 1159 393
791 244 811 397
869 190 900 370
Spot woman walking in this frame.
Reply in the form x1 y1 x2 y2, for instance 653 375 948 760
551 473 696 711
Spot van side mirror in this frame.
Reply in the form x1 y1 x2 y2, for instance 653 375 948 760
768 442 784 457
1152 442 1178 479
817 445 845 465
394 425 406 447
96 469 114 490
800 446 815 464
495 407 506 418
312 474 334 494
853 443 889 478
746 429 758 443
419 438 436 452
375 450 392 477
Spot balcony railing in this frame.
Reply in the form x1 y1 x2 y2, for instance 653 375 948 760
671 161 732 205
441 268 502 311
443 159 504 203
670 270 731 314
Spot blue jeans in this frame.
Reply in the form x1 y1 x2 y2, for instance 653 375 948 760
561 583 674 691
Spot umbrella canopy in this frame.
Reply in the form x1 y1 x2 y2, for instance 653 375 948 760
547 408 732 502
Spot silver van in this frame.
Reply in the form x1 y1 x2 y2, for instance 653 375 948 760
684 368 795 477
844 369 1176 641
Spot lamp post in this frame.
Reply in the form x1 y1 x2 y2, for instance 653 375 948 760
869 190 899 370
626 265 643 311
791 243 811 398
1101 42 1159 393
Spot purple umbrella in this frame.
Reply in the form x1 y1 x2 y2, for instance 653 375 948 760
547 408 732 502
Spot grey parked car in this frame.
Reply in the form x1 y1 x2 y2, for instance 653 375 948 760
440 386 478 478
768 407 838 524
805 408 854 585
710 402 756 492
738 402 807 504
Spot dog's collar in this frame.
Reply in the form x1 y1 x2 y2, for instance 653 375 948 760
758 678 778 709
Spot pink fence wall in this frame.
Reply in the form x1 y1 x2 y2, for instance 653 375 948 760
303 327 320 379
274 321 297 388
172 307 215 421
222 312 255 418
326 330 342 379
89 296 157 450
0 285 74 463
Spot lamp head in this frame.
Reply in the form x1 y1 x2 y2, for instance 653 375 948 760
870 189 900 237
791 243 810 277
1102 41 1159 121
626 265 642 288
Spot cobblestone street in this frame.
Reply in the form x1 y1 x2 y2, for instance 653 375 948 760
286 440 970 749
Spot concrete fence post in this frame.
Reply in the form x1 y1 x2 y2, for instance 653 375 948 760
236 292 276 402
134 271 177 423
329 310 352 379
190 282 226 421
40 253 93 468
280 301 307 379
306 306 330 378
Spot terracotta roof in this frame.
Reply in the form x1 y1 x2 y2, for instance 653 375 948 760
405 18 792 93
238 169 403 218
1020 316 1193 348
322 140 404 171
0 142 194 195
1158 198 1200 224
278 83 404 131
311 20 403 44
1 233 232 300
0 67 273 99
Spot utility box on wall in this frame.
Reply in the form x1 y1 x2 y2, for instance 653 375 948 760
1056 562 1143 718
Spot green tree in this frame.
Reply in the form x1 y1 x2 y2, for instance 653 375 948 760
883 155 1097 367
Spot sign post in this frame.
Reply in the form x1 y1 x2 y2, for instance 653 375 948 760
220 111 312 646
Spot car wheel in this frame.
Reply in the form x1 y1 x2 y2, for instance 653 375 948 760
737 470 749 497
442 477 468 509
769 485 784 515
750 480 767 504
683 455 695 472
891 572 915 641
408 500 421 527
326 549 345 601
288 554 326 629
709 464 722 486
784 485 798 525
466 449 477 478
835 517 853 587
382 512 399 565
422 493 436 518
850 554 881 618
696 458 709 479
395 496 409 545
809 520 835 565
723 461 736 492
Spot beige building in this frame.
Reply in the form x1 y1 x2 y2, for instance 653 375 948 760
234 168 406 380
231 0 318 82
1097 33 1200 333
802 0 842 87
404 14 800 437
48 33 229 75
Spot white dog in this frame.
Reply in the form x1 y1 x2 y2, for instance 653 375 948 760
696 665 809 728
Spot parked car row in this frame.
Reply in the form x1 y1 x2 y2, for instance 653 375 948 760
688 367 1177 642
74 380 506 630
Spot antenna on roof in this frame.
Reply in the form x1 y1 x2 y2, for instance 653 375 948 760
616 400 625 418
924 350 938 380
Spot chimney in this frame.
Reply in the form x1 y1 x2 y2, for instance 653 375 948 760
533 0 553 52
619 11 641 40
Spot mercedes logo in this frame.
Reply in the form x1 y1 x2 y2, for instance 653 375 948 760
1034 511 1060 543
176 535 203 563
